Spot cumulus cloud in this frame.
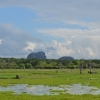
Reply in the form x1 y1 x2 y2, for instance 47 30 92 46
0 23 100 59
24 42 37 52
36 28 100 59
0 23 43 58
0 1 100 59
43 38 100 59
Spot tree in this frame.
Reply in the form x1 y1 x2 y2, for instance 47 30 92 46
19 63 25 69
25 63 32 69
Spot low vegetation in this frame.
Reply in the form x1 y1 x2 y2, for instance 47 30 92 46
0 69 100 99
0 58 100 99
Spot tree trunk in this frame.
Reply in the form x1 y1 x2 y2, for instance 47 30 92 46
90 65 92 74
80 64 83 74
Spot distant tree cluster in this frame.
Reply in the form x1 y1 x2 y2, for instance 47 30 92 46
0 57 99 69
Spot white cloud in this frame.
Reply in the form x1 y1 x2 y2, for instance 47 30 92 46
43 38 100 59
85 47 94 56
0 1 100 59
0 1 100 36
35 28 100 59
0 23 43 58
24 42 37 52
0 23 100 59
51 40 74 56
0 0 100 26
36 28 100 38
0 40 2 44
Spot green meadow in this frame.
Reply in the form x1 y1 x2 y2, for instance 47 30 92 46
0 69 100 100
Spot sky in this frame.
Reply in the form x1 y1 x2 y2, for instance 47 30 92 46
0 0 100 59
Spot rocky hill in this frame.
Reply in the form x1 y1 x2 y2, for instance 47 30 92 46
27 51 46 59
58 56 74 60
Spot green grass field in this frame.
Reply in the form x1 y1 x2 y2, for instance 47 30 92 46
0 69 100 100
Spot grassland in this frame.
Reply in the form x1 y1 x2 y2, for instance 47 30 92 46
0 69 100 100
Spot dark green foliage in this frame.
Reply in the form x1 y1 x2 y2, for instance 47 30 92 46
58 56 74 60
0 57 100 69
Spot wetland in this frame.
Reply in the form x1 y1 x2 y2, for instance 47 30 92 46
0 69 100 100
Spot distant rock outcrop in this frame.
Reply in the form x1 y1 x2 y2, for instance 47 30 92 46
58 56 74 60
27 51 46 59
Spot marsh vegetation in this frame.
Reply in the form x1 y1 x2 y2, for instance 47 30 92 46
0 69 100 99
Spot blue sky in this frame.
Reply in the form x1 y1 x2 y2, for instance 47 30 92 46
0 0 100 59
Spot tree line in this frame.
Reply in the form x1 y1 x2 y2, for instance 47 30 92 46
0 57 100 69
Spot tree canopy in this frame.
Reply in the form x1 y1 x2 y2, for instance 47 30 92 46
0 57 99 69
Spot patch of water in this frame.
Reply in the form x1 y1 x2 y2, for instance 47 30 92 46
0 84 100 95
65 84 98 95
